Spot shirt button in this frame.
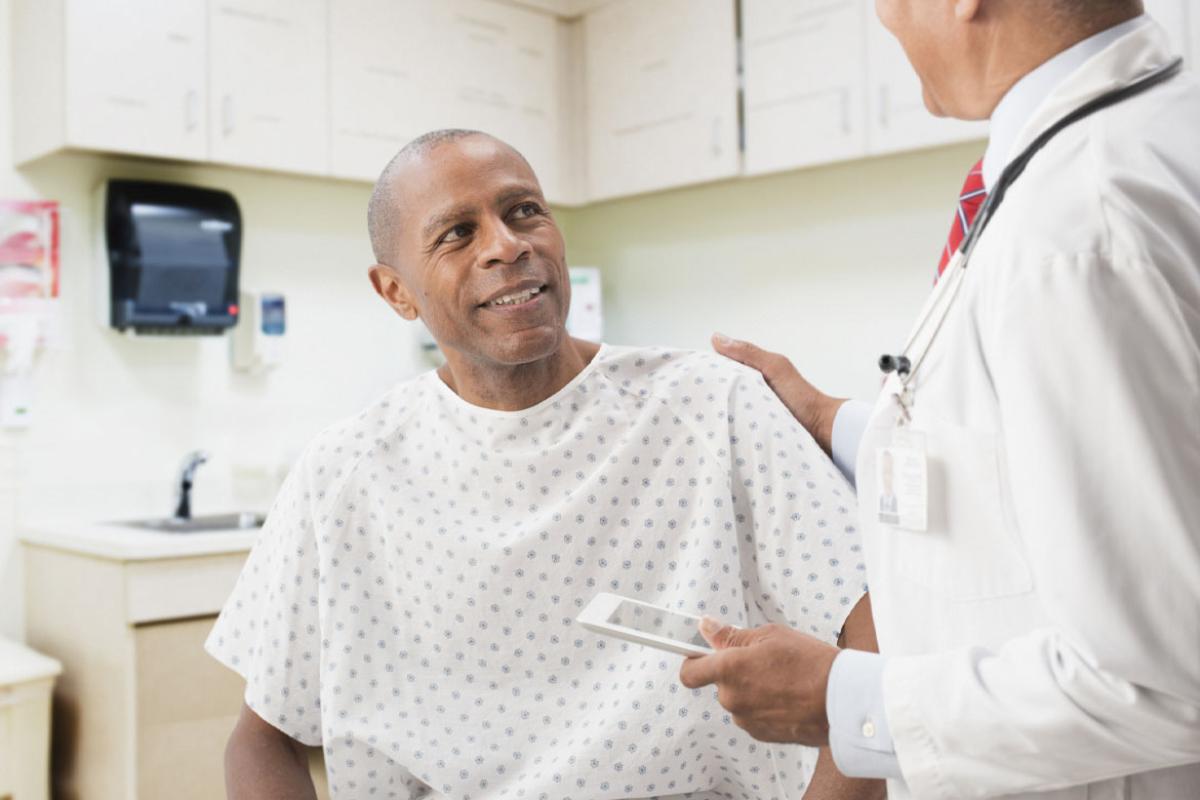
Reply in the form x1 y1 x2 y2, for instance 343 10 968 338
861 720 877 739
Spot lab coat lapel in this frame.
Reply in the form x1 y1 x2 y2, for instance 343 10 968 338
1005 22 1177 169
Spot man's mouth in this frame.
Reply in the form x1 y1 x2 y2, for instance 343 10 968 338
483 285 546 308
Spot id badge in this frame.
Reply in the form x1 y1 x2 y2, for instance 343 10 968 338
875 428 928 531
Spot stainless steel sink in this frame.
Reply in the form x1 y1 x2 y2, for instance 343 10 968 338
119 511 266 533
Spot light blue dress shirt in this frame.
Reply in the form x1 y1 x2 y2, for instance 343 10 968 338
823 13 1152 781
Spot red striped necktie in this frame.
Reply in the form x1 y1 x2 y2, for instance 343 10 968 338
936 159 988 280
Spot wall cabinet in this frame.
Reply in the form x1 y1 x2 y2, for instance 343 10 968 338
583 0 740 200
329 0 570 200
742 0 868 174
435 0 570 202
329 0 439 182
13 0 207 163
22 543 329 800
864 1 987 156
19 0 1080 205
208 0 330 175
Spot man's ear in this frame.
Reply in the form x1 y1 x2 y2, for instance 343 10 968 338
954 0 983 22
368 264 420 321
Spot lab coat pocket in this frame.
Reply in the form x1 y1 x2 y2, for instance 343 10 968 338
891 416 1034 601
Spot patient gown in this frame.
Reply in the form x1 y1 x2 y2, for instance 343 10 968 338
207 345 867 800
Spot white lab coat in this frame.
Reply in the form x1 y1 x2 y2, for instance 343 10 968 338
856 23 1200 799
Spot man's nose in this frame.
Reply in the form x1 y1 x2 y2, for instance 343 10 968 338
478 218 532 267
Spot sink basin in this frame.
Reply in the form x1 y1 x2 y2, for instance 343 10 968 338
119 511 266 534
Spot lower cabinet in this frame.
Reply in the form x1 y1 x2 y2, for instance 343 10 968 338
23 545 329 800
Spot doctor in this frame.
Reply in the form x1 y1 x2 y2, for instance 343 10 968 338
679 0 1200 797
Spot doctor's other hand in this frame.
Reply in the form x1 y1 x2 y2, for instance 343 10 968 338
711 334 844 455
679 618 838 746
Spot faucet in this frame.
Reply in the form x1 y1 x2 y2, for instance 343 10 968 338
174 450 210 520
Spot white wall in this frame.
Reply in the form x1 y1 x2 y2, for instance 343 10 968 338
565 141 984 402
0 0 429 638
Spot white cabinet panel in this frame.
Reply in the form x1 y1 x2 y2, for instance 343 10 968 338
65 0 207 161
1144 0 1191 62
864 1 986 156
433 0 568 202
583 0 739 200
330 0 569 202
209 0 329 174
329 0 440 181
742 0 867 174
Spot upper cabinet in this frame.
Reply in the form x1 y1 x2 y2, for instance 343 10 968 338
207 0 329 175
16 0 1032 202
423 0 569 202
329 0 570 202
329 0 439 182
13 0 207 163
582 0 740 201
742 0 868 174
863 1 987 155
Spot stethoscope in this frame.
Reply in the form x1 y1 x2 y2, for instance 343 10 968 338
877 56 1185 410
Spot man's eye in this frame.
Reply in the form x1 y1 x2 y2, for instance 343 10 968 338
442 224 472 243
511 202 543 220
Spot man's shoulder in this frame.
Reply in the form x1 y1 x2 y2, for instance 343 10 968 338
595 344 765 398
292 371 437 485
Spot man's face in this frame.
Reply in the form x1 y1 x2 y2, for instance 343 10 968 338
876 0 977 119
378 136 570 367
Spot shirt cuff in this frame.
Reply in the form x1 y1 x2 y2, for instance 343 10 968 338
826 648 904 780
831 399 872 488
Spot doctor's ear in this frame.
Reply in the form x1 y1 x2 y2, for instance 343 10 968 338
368 263 420 321
953 0 982 22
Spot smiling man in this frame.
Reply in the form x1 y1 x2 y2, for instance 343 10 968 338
206 130 880 800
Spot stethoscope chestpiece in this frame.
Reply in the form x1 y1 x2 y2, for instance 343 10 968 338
878 354 912 377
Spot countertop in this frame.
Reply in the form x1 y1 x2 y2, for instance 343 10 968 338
0 637 62 686
20 518 260 561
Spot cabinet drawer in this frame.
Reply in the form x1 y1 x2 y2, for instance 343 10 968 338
125 553 248 624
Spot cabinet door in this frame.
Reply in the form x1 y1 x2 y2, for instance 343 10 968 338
134 616 331 799
864 1 986 155
1144 0 1190 62
209 0 329 174
583 0 740 201
434 0 568 203
65 0 207 160
742 0 867 174
329 0 439 182
330 1 568 200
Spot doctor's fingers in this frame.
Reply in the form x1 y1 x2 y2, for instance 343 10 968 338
679 648 742 690
712 335 797 385
711 335 823 426
699 617 766 650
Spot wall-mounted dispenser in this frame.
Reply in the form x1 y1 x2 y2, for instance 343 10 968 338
96 180 241 335
231 289 285 373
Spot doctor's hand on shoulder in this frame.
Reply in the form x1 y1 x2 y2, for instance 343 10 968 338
712 333 840 452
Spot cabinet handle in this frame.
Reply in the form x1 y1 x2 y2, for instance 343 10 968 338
841 88 851 135
185 89 199 132
879 86 890 129
222 95 234 136
711 116 723 157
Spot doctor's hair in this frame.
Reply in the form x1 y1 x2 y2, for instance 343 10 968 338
367 129 532 266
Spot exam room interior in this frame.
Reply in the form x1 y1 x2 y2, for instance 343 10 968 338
0 0 994 752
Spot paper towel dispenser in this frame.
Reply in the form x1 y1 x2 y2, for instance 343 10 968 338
97 180 241 334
